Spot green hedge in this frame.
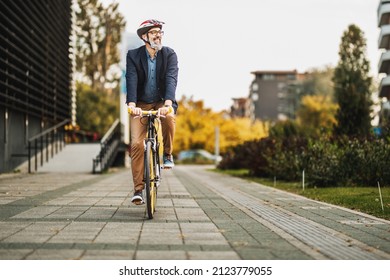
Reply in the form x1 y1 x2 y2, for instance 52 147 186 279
218 136 390 187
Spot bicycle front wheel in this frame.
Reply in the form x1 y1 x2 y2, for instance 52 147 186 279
144 141 156 219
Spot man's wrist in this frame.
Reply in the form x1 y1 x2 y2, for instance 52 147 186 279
164 100 173 107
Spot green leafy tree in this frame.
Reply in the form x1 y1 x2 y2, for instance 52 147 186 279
75 0 126 90
332 24 372 137
76 83 119 136
74 0 125 135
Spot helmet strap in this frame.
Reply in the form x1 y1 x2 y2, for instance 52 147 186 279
141 33 149 44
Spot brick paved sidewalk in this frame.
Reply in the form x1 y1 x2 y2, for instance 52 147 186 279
0 168 237 260
0 166 389 260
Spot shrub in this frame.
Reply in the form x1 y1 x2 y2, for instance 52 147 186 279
337 138 390 186
218 135 390 187
263 137 308 181
304 138 341 187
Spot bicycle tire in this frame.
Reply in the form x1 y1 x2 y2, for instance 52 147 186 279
144 141 156 219
151 146 158 212
155 140 161 188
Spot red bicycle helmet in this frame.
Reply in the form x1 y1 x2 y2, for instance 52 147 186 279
137 19 165 39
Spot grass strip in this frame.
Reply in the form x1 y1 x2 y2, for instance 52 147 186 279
213 169 390 221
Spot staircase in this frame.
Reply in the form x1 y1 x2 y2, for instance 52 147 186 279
38 143 101 173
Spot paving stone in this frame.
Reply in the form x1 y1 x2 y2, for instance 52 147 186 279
94 222 141 243
11 206 61 219
0 222 32 240
25 249 84 260
81 249 134 260
172 198 198 207
188 251 240 260
0 249 32 260
135 250 186 260
78 207 118 220
156 198 174 207
175 208 209 221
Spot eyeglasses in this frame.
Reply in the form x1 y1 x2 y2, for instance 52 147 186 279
148 30 164 36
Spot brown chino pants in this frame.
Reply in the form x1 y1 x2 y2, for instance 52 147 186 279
129 101 176 192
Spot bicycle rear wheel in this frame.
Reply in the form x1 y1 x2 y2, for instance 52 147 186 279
144 141 156 219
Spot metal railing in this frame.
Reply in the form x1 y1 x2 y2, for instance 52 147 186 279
92 119 122 174
28 119 70 173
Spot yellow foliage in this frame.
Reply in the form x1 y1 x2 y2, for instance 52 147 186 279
219 118 269 151
174 96 269 155
296 95 338 135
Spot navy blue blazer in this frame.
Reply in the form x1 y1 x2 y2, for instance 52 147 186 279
125 45 179 112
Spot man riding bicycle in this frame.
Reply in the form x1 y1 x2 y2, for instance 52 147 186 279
126 19 179 205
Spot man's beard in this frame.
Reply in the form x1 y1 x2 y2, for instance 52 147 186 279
150 40 163 51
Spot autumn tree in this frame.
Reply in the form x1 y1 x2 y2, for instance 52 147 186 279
296 95 338 137
218 118 268 151
174 96 268 155
75 0 126 90
174 96 218 152
332 24 372 137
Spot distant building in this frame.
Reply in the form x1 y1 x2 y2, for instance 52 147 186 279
378 0 390 128
0 0 73 172
248 70 306 121
230 97 252 118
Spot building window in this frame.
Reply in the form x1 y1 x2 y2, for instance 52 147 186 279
263 74 275 80
287 74 296 80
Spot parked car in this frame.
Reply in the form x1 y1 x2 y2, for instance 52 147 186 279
177 149 222 164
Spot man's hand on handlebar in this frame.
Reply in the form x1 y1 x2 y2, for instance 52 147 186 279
127 103 173 117
128 105 142 116
158 105 173 117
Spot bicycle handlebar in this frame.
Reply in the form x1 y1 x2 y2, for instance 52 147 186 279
127 106 173 116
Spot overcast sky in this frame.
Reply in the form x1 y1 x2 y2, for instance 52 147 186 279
102 0 381 111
